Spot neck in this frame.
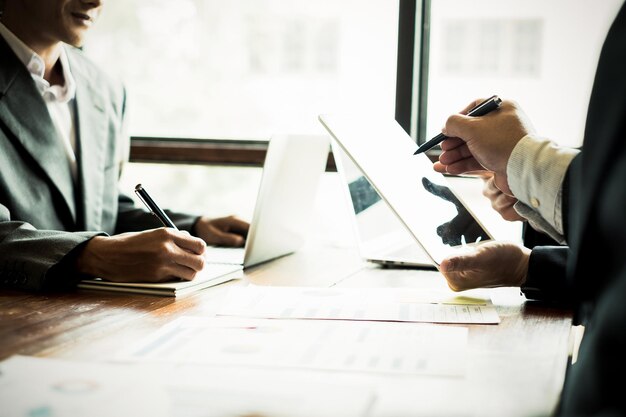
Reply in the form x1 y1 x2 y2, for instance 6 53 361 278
2 8 62 83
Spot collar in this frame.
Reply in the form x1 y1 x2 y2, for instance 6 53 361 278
0 22 76 103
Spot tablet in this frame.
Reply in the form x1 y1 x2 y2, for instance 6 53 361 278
319 114 494 266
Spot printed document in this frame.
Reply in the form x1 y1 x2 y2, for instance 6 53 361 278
217 286 500 324
0 355 375 417
117 316 468 376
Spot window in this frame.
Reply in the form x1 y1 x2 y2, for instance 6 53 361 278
83 1 401 218
423 0 624 147
85 0 400 140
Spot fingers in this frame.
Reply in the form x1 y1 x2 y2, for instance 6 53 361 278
152 234 205 281
433 161 448 174
153 263 200 282
211 229 246 247
155 229 206 275
171 231 206 255
432 159 484 175
482 175 499 198
439 144 473 165
439 137 465 151
148 231 206 276
223 216 250 236
198 216 249 247
167 241 205 270
440 158 484 175
493 174 513 196
436 140 484 175
170 263 201 281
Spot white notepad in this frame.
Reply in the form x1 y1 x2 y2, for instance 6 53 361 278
78 263 242 297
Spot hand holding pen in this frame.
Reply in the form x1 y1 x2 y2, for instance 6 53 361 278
430 97 537 196
414 95 502 155
73 185 206 283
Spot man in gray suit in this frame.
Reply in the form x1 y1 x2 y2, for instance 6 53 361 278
0 0 249 291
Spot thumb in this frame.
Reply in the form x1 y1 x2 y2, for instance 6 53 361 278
439 256 460 273
442 113 474 141
440 250 479 273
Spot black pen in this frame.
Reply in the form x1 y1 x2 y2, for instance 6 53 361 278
413 95 502 155
134 184 179 230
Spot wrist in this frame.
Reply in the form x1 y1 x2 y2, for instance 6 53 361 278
192 216 209 236
74 236 107 277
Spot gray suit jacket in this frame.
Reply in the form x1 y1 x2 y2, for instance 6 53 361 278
0 38 198 291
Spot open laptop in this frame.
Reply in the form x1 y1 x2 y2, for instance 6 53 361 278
319 114 494 268
331 140 435 268
204 134 330 268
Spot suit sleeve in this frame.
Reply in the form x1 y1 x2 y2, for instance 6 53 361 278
522 222 561 248
0 206 104 291
521 245 571 304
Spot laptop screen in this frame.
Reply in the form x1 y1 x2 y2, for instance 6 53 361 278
333 143 420 257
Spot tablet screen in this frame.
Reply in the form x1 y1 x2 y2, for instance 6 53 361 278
320 114 493 265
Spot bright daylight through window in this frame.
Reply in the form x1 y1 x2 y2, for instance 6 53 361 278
86 0 399 140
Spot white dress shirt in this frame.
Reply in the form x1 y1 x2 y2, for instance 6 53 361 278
507 134 580 244
0 22 78 182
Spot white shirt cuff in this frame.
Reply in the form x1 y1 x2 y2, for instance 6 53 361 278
507 135 579 236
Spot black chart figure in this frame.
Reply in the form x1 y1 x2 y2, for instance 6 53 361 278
420 177 489 246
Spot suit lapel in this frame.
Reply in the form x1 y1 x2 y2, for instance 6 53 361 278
0 37 77 224
66 47 107 231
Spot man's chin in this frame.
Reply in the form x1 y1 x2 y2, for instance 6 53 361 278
63 33 88 48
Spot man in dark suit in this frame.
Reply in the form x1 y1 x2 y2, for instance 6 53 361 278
431 2 626 415
0 0 249 291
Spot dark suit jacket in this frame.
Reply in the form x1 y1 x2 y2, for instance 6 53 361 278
522 3 626 416
557 2 626 414
0 38 199 291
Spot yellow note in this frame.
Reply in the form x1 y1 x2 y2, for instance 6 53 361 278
397 290 488 305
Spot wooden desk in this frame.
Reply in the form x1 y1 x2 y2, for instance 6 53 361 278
0 175 573 417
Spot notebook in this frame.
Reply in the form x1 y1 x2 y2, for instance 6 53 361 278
203 134 330 268
319 114 494 267
78 264 242 297
331 141 435 268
